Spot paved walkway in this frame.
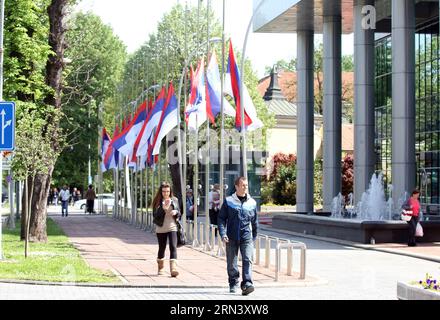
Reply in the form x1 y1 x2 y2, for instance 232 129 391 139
50 211 322 288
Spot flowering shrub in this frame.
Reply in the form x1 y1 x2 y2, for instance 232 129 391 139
417 273 439 292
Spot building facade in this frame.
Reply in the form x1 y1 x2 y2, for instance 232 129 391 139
254 0 440 217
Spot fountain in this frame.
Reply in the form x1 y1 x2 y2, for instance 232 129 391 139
331 172 392 221
271 172 440 243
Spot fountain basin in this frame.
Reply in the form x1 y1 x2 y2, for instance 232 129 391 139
271 213 440 244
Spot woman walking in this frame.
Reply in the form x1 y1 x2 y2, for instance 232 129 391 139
152 182 181 277
404 189 421 247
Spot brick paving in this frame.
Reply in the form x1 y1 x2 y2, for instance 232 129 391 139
50 213 322 287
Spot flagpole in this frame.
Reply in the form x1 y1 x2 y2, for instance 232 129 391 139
193 115 199 247
239 0 266 182
220 0 226 204
204 0 212 251
182 1 189 230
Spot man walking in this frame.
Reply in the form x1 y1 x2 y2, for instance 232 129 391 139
59 185 70 217
218 177 258 296
85 184 96 214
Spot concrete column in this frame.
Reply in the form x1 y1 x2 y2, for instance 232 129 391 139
323 11 342 212
353 0 375 204
296 29 314 213
392 0 416 204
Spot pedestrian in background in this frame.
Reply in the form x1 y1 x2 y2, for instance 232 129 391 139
209 184 221 232
59 185 70 217
403 189 422 247
218 176 258 296
186 188 194 221
85 184 96 214
52 187 59 206
152 181 181 277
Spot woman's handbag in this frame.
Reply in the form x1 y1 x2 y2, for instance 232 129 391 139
401 210 413 222
176 219 186 248
415 222 424 237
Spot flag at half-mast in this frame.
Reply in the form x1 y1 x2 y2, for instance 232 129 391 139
185 59 207 132
136 86 167 158
225 40 263 132
110 100 147 156
151 82 179 156
100 128 111 172
205 51 235 124
103 124 119 171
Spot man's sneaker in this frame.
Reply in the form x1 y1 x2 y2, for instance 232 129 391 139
241 285 255 296
229 284 239 293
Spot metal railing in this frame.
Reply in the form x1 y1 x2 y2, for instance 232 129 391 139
113 205 307 281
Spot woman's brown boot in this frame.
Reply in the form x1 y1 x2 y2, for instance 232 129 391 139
170 259 179 277
157 258 165 275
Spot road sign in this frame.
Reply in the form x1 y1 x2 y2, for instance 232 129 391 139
0 101 14 151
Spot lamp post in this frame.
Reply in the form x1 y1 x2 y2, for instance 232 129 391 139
238 0 267 181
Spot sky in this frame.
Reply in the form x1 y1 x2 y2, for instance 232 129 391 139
75 0 354 78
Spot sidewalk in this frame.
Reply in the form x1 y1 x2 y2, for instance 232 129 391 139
49 211 324 288
259 225 440 263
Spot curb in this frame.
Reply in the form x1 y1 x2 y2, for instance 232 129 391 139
259 225 440 263
0 278 328 289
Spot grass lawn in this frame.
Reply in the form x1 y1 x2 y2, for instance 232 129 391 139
0 218 119 283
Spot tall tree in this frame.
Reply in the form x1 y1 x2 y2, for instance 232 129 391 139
26 0 71 241
3 0 69 241
52 12 127 189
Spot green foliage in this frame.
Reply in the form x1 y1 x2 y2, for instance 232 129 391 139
263 153 297 205
0 218 118 283
3 0 52 102
52 12 127 189
12 103 63 181
314 158 323 206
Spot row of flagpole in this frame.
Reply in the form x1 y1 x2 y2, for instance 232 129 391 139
98 0 263 243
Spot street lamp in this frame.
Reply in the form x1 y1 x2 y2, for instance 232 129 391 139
238 0 267 181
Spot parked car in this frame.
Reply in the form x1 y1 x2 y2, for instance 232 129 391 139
74 193 115 212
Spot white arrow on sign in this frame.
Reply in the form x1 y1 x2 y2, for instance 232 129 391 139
0 109 12 145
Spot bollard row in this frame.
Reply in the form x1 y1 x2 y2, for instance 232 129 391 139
113 207 306 281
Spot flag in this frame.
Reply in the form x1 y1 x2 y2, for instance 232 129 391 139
100 128 111 172
136 87 167 157
205 51 236 124
151 83 179 156
225 40 263 132
185 59 207 132
111 101 147 156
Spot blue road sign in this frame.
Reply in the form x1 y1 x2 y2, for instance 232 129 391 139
0 102 15 151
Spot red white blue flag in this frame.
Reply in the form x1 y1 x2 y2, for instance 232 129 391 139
225 40 263 132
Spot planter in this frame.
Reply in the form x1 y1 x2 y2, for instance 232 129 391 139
397 282 440 300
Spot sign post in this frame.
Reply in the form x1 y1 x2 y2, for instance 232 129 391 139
0 101 15 260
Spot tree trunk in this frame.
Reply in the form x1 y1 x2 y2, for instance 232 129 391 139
24 0 68 241
30 170 53 242
44 0 68 109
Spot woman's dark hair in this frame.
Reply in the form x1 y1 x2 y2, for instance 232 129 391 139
152 181 173 209
412 189 420 196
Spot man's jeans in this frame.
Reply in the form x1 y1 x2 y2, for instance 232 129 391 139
61 200 68 216
226 239 253 289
